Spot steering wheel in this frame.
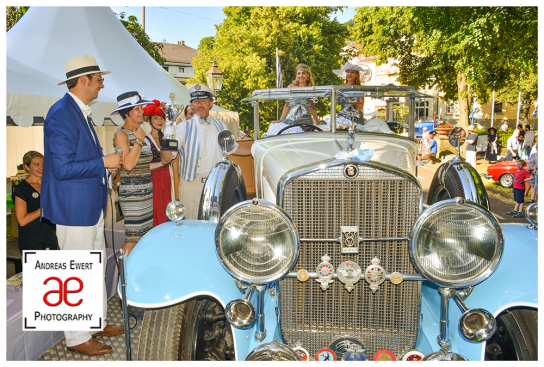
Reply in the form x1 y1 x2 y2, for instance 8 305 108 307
277 123 323 135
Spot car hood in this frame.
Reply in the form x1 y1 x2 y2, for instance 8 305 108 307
251 132 417 203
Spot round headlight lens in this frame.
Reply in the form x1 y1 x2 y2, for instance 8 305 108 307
215 199 299 284
410 198 503 288
525 203 537 225
166 201 185 222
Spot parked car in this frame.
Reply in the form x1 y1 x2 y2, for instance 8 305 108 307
485 160 527 188
122 85 537 362
385 121 407 134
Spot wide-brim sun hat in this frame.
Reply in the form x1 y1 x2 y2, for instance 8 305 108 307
333 62 363 77
468 125 475 131
487 127 497 133
189 83 215 102
57 55 110 85
110 91 152 125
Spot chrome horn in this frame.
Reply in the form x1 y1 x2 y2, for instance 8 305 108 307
452 290 496 342
225 284 256 329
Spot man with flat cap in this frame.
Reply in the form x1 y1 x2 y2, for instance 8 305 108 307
41 55 123 355
161 83 251 219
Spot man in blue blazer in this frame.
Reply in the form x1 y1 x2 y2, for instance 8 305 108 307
41 55 123 355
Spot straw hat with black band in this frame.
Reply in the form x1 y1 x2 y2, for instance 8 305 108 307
57 55 110 85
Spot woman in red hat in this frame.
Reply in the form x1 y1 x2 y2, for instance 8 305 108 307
143 100 175 226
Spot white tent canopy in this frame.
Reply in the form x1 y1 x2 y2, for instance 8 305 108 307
6 6 239 177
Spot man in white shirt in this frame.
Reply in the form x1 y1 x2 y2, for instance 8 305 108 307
506 129 520 161
522 124 535 159
161 84 251 219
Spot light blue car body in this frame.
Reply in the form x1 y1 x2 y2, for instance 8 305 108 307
123 216 537 361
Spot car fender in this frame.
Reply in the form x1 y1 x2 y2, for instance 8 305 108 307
120 220 283 360
419 223 538 360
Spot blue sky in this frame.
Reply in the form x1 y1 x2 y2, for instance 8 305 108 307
110 6 358 50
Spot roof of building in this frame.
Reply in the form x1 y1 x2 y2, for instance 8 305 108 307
158 41 198 64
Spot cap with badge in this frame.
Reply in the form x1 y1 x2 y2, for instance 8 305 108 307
58 55 110 85
189 83 215 102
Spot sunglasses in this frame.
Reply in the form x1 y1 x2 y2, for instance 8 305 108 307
89 75 104 84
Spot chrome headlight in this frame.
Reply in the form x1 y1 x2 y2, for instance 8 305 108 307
166 201 185 221
410 198 503 288
525 203 538 226
246 340 302 361
215 199 299 284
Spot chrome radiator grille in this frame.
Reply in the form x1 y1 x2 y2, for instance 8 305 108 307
279 163 421 359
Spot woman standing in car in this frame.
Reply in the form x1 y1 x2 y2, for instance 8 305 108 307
333 62 366 126
278 63 320 125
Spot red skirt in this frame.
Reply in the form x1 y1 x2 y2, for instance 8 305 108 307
152 166 172 226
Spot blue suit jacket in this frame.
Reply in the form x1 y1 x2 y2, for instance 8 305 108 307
41 93 107 226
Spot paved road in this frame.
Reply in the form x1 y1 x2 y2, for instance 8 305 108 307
417 164 533 224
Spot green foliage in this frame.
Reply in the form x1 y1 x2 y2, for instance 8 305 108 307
188 6 348 134
392 104 409 124
475 128 489 136
117 12 166 66
6 6 29 31
496 128 514 149
350 7 538 126
198 36 215 51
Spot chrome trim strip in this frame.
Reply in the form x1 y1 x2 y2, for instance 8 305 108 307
300 237 409 242
285 271 425 281
277 158 423 215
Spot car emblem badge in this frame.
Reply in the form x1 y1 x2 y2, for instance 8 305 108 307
315 348 337 361
402 350 424 361
195 84 201 90
297 268 309 282
344 353 366 361
364 257 386 293
341 226 359 254
316 254 335 291
373 349 396 361
343 164 359 179
390 272 403 285
337 261 362 292
293 342 310 361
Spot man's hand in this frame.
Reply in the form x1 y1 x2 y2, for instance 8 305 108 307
103 152 122 171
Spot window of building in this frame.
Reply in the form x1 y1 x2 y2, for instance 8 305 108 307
169 66 178 73
446 102 458 114
494 102 503 114
163 66 168 72
415 101 429 120
381 77 386 85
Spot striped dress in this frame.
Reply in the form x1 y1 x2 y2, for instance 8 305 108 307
114 127 153 243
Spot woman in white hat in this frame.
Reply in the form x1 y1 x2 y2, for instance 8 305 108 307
112 92 154 256
333 62 366 125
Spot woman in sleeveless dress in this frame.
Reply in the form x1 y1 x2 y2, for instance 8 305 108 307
485 127 498 163
111 91 153 256
142 100 176 226
278 63 320 125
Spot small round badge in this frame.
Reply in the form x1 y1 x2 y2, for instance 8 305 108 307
32 192 39 198
316 348 337 361
297 268 309 282
402 350 424 361
344 353 366 361
195 84 201 90
293 343 310 361
390 272 403 285
343 164 359 179
373 350 396 361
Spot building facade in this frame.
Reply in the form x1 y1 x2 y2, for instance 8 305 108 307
158 40 197 84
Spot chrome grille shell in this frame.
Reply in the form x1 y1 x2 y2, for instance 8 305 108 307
277 159 422 359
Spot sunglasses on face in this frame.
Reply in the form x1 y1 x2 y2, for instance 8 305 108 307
90 75 104 84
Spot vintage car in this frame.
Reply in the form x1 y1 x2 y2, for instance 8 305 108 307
485 160 528 188
121 85 538 361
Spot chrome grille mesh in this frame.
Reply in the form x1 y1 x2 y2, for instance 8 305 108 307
279 164 421 359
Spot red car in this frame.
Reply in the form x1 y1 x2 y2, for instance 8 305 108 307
484 161 528 188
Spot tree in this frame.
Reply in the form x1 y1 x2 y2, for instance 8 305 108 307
6 6 29 31
198 36 215 51
188 6 348 133
117 12 166 66
350 7 538 128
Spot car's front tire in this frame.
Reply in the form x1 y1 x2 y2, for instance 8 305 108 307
138 298 235 361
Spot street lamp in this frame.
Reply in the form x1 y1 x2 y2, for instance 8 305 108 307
205 60 224 103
